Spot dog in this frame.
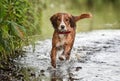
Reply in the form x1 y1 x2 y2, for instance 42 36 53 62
50 12 92 68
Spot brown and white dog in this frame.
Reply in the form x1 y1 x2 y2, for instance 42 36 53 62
50 12 92 68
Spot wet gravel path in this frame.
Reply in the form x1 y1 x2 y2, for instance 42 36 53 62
16 30 120 81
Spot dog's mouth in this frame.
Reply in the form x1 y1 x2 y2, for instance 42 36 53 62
58 30 71 34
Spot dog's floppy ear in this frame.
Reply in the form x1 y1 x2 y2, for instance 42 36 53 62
74 13 92 22
69 16 76 28
50 14 58 29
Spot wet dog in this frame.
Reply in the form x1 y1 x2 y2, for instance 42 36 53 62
50 12 92 68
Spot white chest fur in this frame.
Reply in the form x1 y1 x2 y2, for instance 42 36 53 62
56 34 65 59
56 34 65 47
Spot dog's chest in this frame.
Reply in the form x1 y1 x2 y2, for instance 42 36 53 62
56 34 66 47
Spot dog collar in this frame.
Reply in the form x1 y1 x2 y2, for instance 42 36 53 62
58 31 71 34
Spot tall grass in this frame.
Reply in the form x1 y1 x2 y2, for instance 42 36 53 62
0 0 45 66
0 0 28 61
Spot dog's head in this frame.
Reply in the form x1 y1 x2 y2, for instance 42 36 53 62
50 13 92 32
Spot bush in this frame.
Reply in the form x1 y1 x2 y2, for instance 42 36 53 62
0 0 44 61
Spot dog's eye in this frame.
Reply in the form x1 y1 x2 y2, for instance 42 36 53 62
57 18 61 21
65 19 69 22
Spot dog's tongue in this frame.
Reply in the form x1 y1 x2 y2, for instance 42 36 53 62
58 31 71 34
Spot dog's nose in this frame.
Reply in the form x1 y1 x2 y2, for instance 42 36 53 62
61 25 65 29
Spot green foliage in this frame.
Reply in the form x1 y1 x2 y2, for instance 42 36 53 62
0 0 28 60
24 0 44 36
0 0 44 61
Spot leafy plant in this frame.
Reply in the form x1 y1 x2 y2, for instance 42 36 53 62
0 0 46 63
0 0 30 61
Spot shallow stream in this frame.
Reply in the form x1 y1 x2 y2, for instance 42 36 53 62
12 30 120 81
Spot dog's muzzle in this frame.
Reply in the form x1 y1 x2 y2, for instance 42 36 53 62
61 25 65 29
59 24 67 32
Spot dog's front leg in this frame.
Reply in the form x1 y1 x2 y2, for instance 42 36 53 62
59 44 71 60
64 44 72 60
51 47 57 68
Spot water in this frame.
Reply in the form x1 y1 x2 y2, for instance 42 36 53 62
12 30 120 81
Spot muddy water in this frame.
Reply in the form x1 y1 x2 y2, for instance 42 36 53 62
7 30 120 81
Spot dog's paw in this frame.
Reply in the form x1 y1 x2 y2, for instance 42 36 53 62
52 64 56 68
51 61 56 68
59 55 66 61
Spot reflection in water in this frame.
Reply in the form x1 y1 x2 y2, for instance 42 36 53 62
50 69 67 81
49 60 79 81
